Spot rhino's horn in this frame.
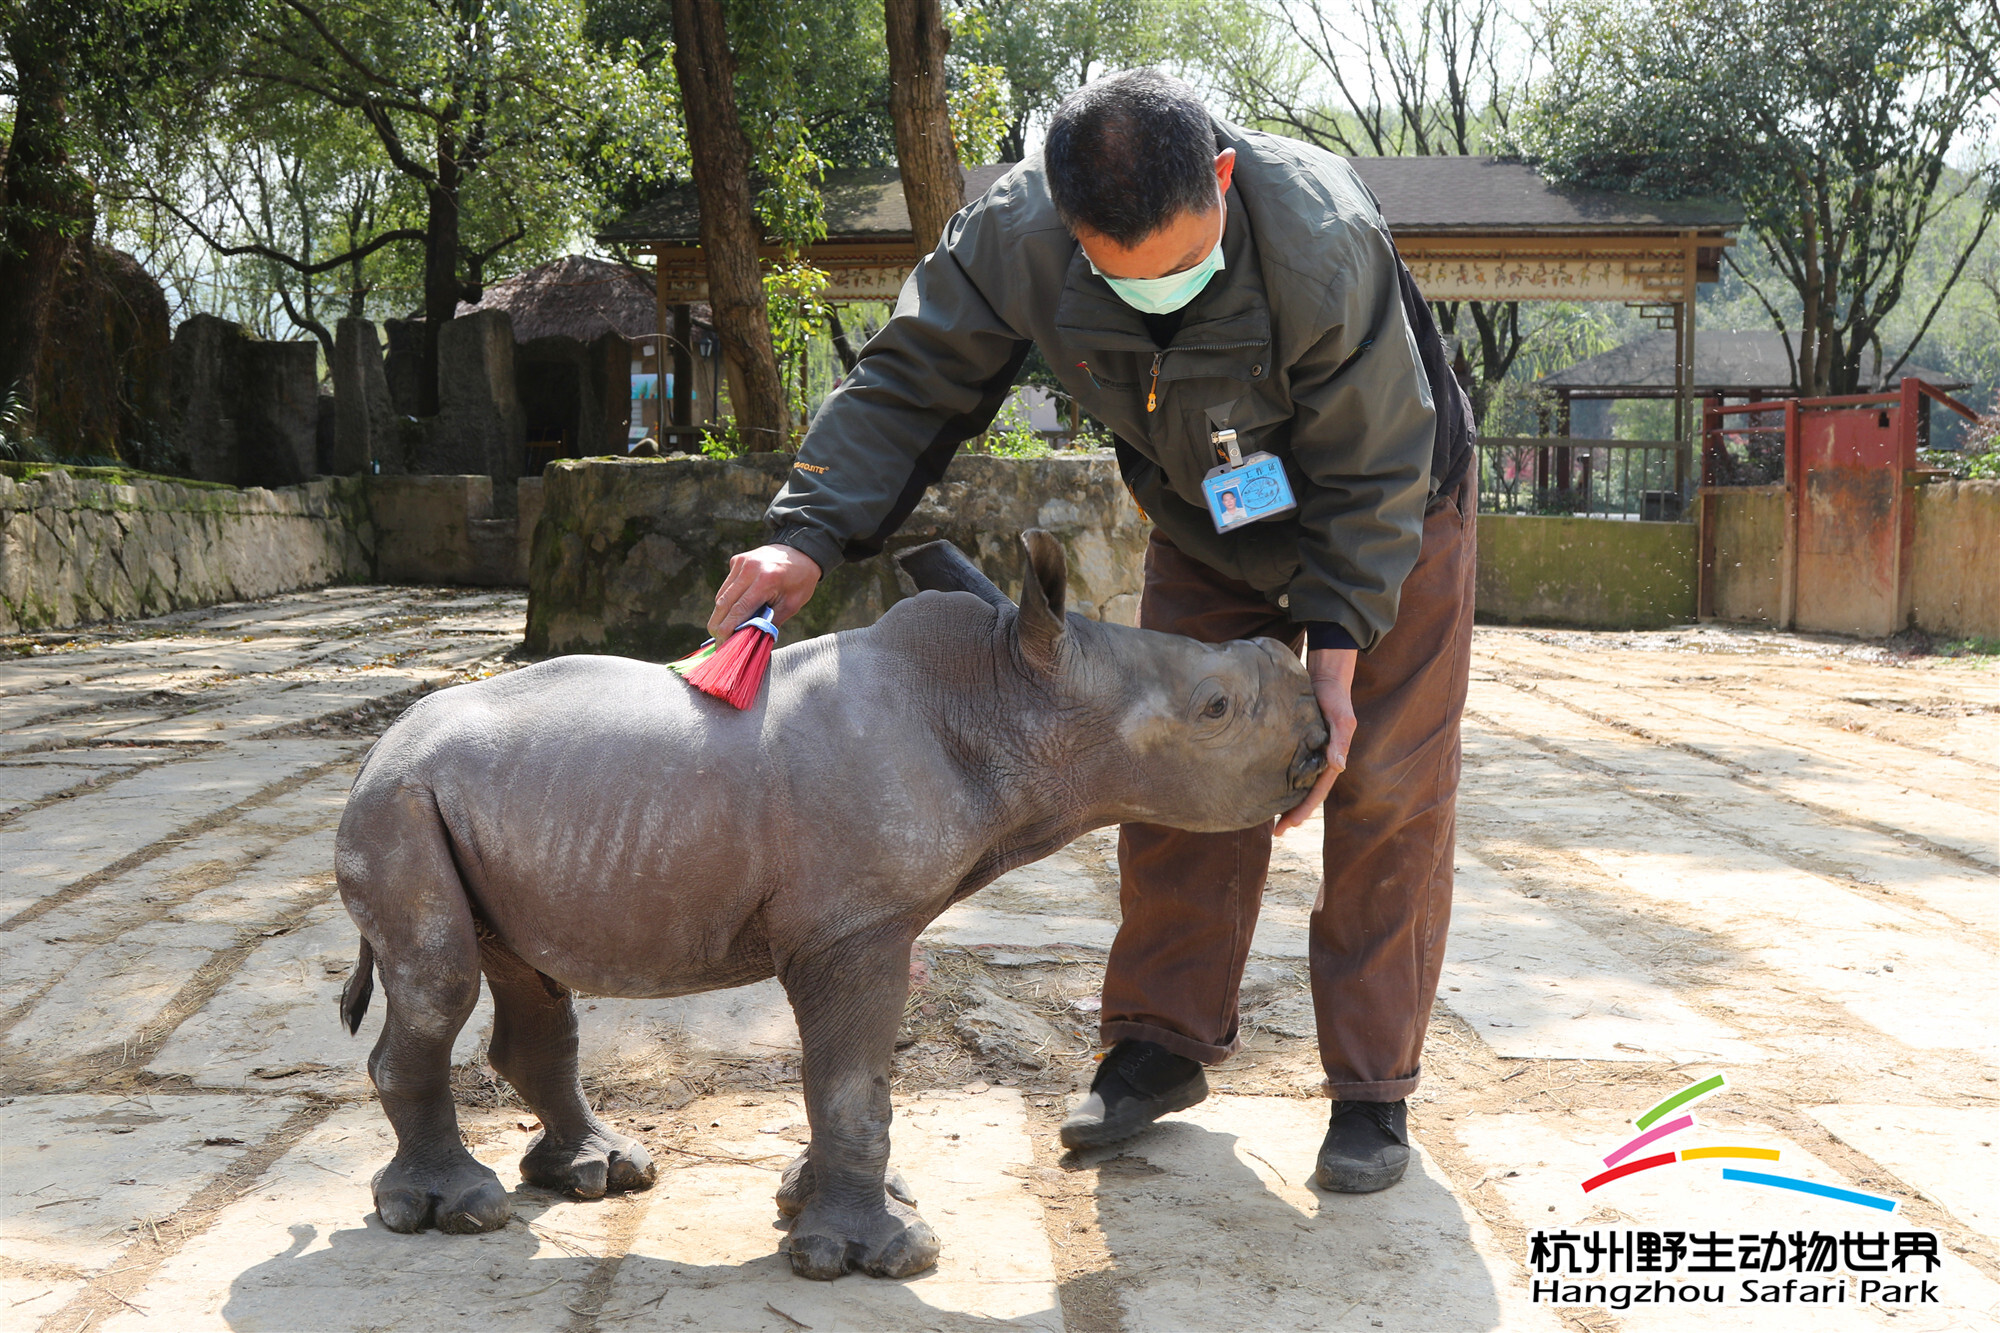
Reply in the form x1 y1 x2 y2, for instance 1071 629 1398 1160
895 540 1013 610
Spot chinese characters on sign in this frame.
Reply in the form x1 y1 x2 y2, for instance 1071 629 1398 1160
1525 1229 1943 1312
1402 256 1684 302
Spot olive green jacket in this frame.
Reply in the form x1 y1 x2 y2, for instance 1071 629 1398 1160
766 119 1442 650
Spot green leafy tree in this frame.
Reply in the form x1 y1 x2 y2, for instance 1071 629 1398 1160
211 0 676 412
1519 0 2000 396
111 93 422 355
1184 0 1539 423
0 0 241 426
950 0 1171 161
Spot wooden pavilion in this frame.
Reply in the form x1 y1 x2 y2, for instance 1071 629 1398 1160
598 155 1740 444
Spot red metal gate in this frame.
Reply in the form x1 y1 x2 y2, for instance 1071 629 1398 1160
1700 379 1975 635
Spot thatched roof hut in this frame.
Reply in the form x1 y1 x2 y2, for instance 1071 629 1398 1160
456 255 711 343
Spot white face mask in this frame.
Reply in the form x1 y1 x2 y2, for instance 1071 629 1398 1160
1088 238 1226 315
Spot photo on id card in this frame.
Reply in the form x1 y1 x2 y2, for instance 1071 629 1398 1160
1203 452 1297 533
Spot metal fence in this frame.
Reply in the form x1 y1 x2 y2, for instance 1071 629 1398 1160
1477 437 1694 521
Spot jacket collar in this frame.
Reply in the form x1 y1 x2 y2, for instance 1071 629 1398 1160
1052 185 1273 358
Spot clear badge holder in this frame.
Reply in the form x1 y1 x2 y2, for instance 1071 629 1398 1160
1202 428 1298 533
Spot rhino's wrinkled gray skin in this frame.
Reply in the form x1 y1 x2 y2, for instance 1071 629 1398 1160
335 530 1327 1279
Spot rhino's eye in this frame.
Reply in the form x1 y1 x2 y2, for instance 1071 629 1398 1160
1203 696 1229 719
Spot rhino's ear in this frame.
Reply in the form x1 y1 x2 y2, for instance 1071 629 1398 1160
1015 529 1068 673
895 540 1013 610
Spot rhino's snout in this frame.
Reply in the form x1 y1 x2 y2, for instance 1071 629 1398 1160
1288 727 1331 790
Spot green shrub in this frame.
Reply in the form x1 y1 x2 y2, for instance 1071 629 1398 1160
979 420 1054 458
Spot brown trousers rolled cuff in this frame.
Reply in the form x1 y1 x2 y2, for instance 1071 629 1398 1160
1099 471 1476 1100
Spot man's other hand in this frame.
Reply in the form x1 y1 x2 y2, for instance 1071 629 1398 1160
708 544 822 640
1275 647 1357 835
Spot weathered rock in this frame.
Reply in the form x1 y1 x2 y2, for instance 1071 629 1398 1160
34 242 175 461
952 981 1067 1069
526 452 1148 660
171 314 253 483
382 317 425 417
331 317 395 475
237 339 319 487
169 316 320 487
417 310 525 512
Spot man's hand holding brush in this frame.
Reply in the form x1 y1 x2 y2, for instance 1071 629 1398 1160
709 544 822 640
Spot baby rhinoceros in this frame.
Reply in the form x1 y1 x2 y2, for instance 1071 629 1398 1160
334 530 1328 1280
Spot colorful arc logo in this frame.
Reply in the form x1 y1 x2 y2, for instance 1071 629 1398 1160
1578 1074 1897 1212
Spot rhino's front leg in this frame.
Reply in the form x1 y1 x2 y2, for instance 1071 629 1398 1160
777 927 938 1281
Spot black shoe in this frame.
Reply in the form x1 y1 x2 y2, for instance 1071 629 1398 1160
1059 1039 1208 1150
1314 1099 1410 1193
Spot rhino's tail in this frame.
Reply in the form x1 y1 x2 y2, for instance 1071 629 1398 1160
339 937 375 1035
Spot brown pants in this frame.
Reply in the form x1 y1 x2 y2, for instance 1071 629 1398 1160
1100 470 1476 1101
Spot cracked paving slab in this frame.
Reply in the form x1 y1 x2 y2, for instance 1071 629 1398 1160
1084 1095 1560 1332
1455 1108 2000 1331
598 1090 1063 1332
1440 858 1764 1064
1805 1104 2000 1244
3 596 1995 1333
1 1094 304 1270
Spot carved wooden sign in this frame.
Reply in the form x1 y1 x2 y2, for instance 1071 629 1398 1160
1404 255 1686 302
658 264 915 304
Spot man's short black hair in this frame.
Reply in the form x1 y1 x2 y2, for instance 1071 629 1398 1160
1045 68 1219 246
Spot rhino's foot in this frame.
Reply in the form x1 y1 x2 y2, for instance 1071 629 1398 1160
784 1194 939 1281
775 1150 918 1219
372 1153 511 1235
520 1125 657 1201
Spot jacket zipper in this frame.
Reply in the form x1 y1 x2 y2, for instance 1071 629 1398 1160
1146 353 1163 414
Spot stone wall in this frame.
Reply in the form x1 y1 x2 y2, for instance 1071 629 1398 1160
1701 480 2000 639
1474 514 1698 630
1911 480 2000 639
0 464 372 634
1703 487 1787 624
0 467 552 635
526 453 1149 660
169 315 321 488
371 474 541 588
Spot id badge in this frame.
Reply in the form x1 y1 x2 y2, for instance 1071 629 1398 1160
1203 451 1297 533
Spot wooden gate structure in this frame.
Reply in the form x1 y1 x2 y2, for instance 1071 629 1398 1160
598 155 1739 447
1699 379 1978 635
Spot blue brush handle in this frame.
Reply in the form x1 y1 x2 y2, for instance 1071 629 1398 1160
737 604 779 639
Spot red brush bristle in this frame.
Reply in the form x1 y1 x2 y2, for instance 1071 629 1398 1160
684 622 774 709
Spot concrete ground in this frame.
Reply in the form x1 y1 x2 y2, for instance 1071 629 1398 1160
1 588 1995 1333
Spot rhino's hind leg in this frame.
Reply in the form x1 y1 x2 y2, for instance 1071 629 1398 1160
778 929 939 1281
480 934 656 1200
358 898 510 1231
344 783 511 1235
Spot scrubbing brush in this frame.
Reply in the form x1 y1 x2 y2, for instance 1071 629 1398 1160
669 604 778 709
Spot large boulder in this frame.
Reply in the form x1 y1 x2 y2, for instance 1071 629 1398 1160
32 242 174 464
414 309 525 510
525 451 1148 661
170 315 319 487
171 314 252 483
331 316 396 475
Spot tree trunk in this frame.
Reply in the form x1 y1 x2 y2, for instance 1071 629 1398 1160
0 19 87 422
826 306 859 373
416 132 464 418
885 0 964 258
671 0 787 450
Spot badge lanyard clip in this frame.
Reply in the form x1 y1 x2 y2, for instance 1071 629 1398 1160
1211 427 1244 470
